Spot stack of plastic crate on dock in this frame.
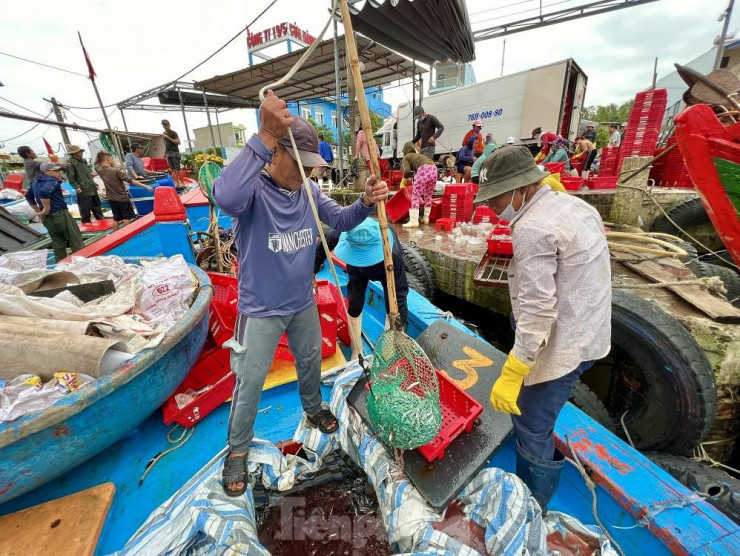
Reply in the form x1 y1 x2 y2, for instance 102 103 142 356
441 183 475 222
620 89 667 162
649 137 693 188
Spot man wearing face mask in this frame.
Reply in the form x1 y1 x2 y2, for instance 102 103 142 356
474 146 611 512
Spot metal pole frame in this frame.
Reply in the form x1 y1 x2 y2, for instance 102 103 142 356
202 90 217 151
333 13 344 183
177 86 194 153
214 109 224 155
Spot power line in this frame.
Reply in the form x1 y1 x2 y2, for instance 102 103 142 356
0 50 88 78
173 0 279 82
0 111 53 142
470 0 531 17
64 106 118 123
471 0 579 26
0 96 48 118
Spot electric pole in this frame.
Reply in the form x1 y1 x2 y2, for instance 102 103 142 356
49 97 71 148
714 0 736 70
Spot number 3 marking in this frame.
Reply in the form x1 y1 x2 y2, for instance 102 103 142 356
442 345 493 390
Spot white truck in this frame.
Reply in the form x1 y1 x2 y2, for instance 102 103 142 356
377 58 587 162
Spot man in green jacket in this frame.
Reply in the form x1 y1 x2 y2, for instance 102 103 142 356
67 145 103 224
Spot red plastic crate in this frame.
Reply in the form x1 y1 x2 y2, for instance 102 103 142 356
487 225 513 255
561 176 586 191
162 346 234 427
277 280 338 360
3 174 24 191
444 183 475 195
417 369 484 462
472 206 499 225
208 272 239 347
385 188 412 223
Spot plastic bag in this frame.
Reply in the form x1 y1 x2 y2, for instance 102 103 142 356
0 372 94 422
139 255 196 327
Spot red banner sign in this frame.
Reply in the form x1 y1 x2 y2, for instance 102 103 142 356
247 23 316 49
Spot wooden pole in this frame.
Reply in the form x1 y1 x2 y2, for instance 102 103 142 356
338 0 399 324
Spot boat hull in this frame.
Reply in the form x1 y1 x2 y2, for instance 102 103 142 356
0 267 212 504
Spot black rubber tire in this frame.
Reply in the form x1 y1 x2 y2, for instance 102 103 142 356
569 380 616 433
646 452 740 524
405 272 426 298
401 243 435 300
689 261 740 305
605 291 716 455
650 196 724 254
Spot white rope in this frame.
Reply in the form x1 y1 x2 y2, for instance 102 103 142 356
256 0 365 359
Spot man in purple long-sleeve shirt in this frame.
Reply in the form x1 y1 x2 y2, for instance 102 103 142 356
213 91 388 496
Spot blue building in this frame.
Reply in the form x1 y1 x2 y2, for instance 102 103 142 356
286 85 391 157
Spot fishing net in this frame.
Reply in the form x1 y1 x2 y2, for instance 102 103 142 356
366 329 442 450
198 161 221 204
99 132 116 155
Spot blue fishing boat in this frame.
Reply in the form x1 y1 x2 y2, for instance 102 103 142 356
0 265 213 505
0 187 738 554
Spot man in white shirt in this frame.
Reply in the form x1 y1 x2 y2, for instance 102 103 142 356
608 124 621 148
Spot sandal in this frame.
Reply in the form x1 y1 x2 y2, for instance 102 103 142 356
222 452 248 497
306 408 338 434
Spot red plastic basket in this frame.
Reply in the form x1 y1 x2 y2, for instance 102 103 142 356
560 176 586 191
161 346 234 427
544 162 566 175
428 198 443 223
472 205 499 225
208 272 239 347
487 225 513 255
417 369 484 462
385 188 412 223
592 176 618 189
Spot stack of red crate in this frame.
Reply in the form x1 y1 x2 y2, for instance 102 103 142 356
441 183 475 222
619 89 667 167
598 147 620 177
649 138 693 188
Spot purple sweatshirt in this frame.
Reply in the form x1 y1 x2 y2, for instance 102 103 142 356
213 134 373 317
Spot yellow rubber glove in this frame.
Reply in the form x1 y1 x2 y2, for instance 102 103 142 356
490 352 532 415
542 174 566 193
399 178 407 189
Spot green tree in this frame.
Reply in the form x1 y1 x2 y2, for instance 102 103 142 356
307 118 337 144
340 112 384 151
582 99 634 148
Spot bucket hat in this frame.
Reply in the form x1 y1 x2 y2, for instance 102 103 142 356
474 146 549 203
277 117 326 168
67 145 84 155
334 219 394 267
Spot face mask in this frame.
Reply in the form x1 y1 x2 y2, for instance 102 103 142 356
498 189 527 222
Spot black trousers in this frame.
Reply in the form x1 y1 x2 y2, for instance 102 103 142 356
346 246 409 325
78 194 103 223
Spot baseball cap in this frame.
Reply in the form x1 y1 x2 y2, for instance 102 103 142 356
506 137 515 144
621 122 628 127
161 119 170 125
277 117 326 168
130 142 143 150
413 105 424 117
473 119 483 127
41 162 64 171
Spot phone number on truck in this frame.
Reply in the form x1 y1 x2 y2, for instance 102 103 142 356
468 109 503 121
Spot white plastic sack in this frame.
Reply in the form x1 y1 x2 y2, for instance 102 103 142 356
139 255 196 327
5 200 39 223
0 372 94 422
0 250 47 271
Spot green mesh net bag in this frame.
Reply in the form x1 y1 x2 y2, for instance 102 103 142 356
198 161 222 204
366 330 442 450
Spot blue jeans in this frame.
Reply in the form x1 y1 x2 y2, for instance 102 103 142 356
512 361 594 460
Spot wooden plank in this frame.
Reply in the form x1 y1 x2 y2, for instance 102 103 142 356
0 483 115 556
615 253 740 322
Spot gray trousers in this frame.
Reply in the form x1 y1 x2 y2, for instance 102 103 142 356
227 303 323 453
420 145 436 159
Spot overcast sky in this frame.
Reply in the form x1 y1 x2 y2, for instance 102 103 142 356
0 0 736 155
